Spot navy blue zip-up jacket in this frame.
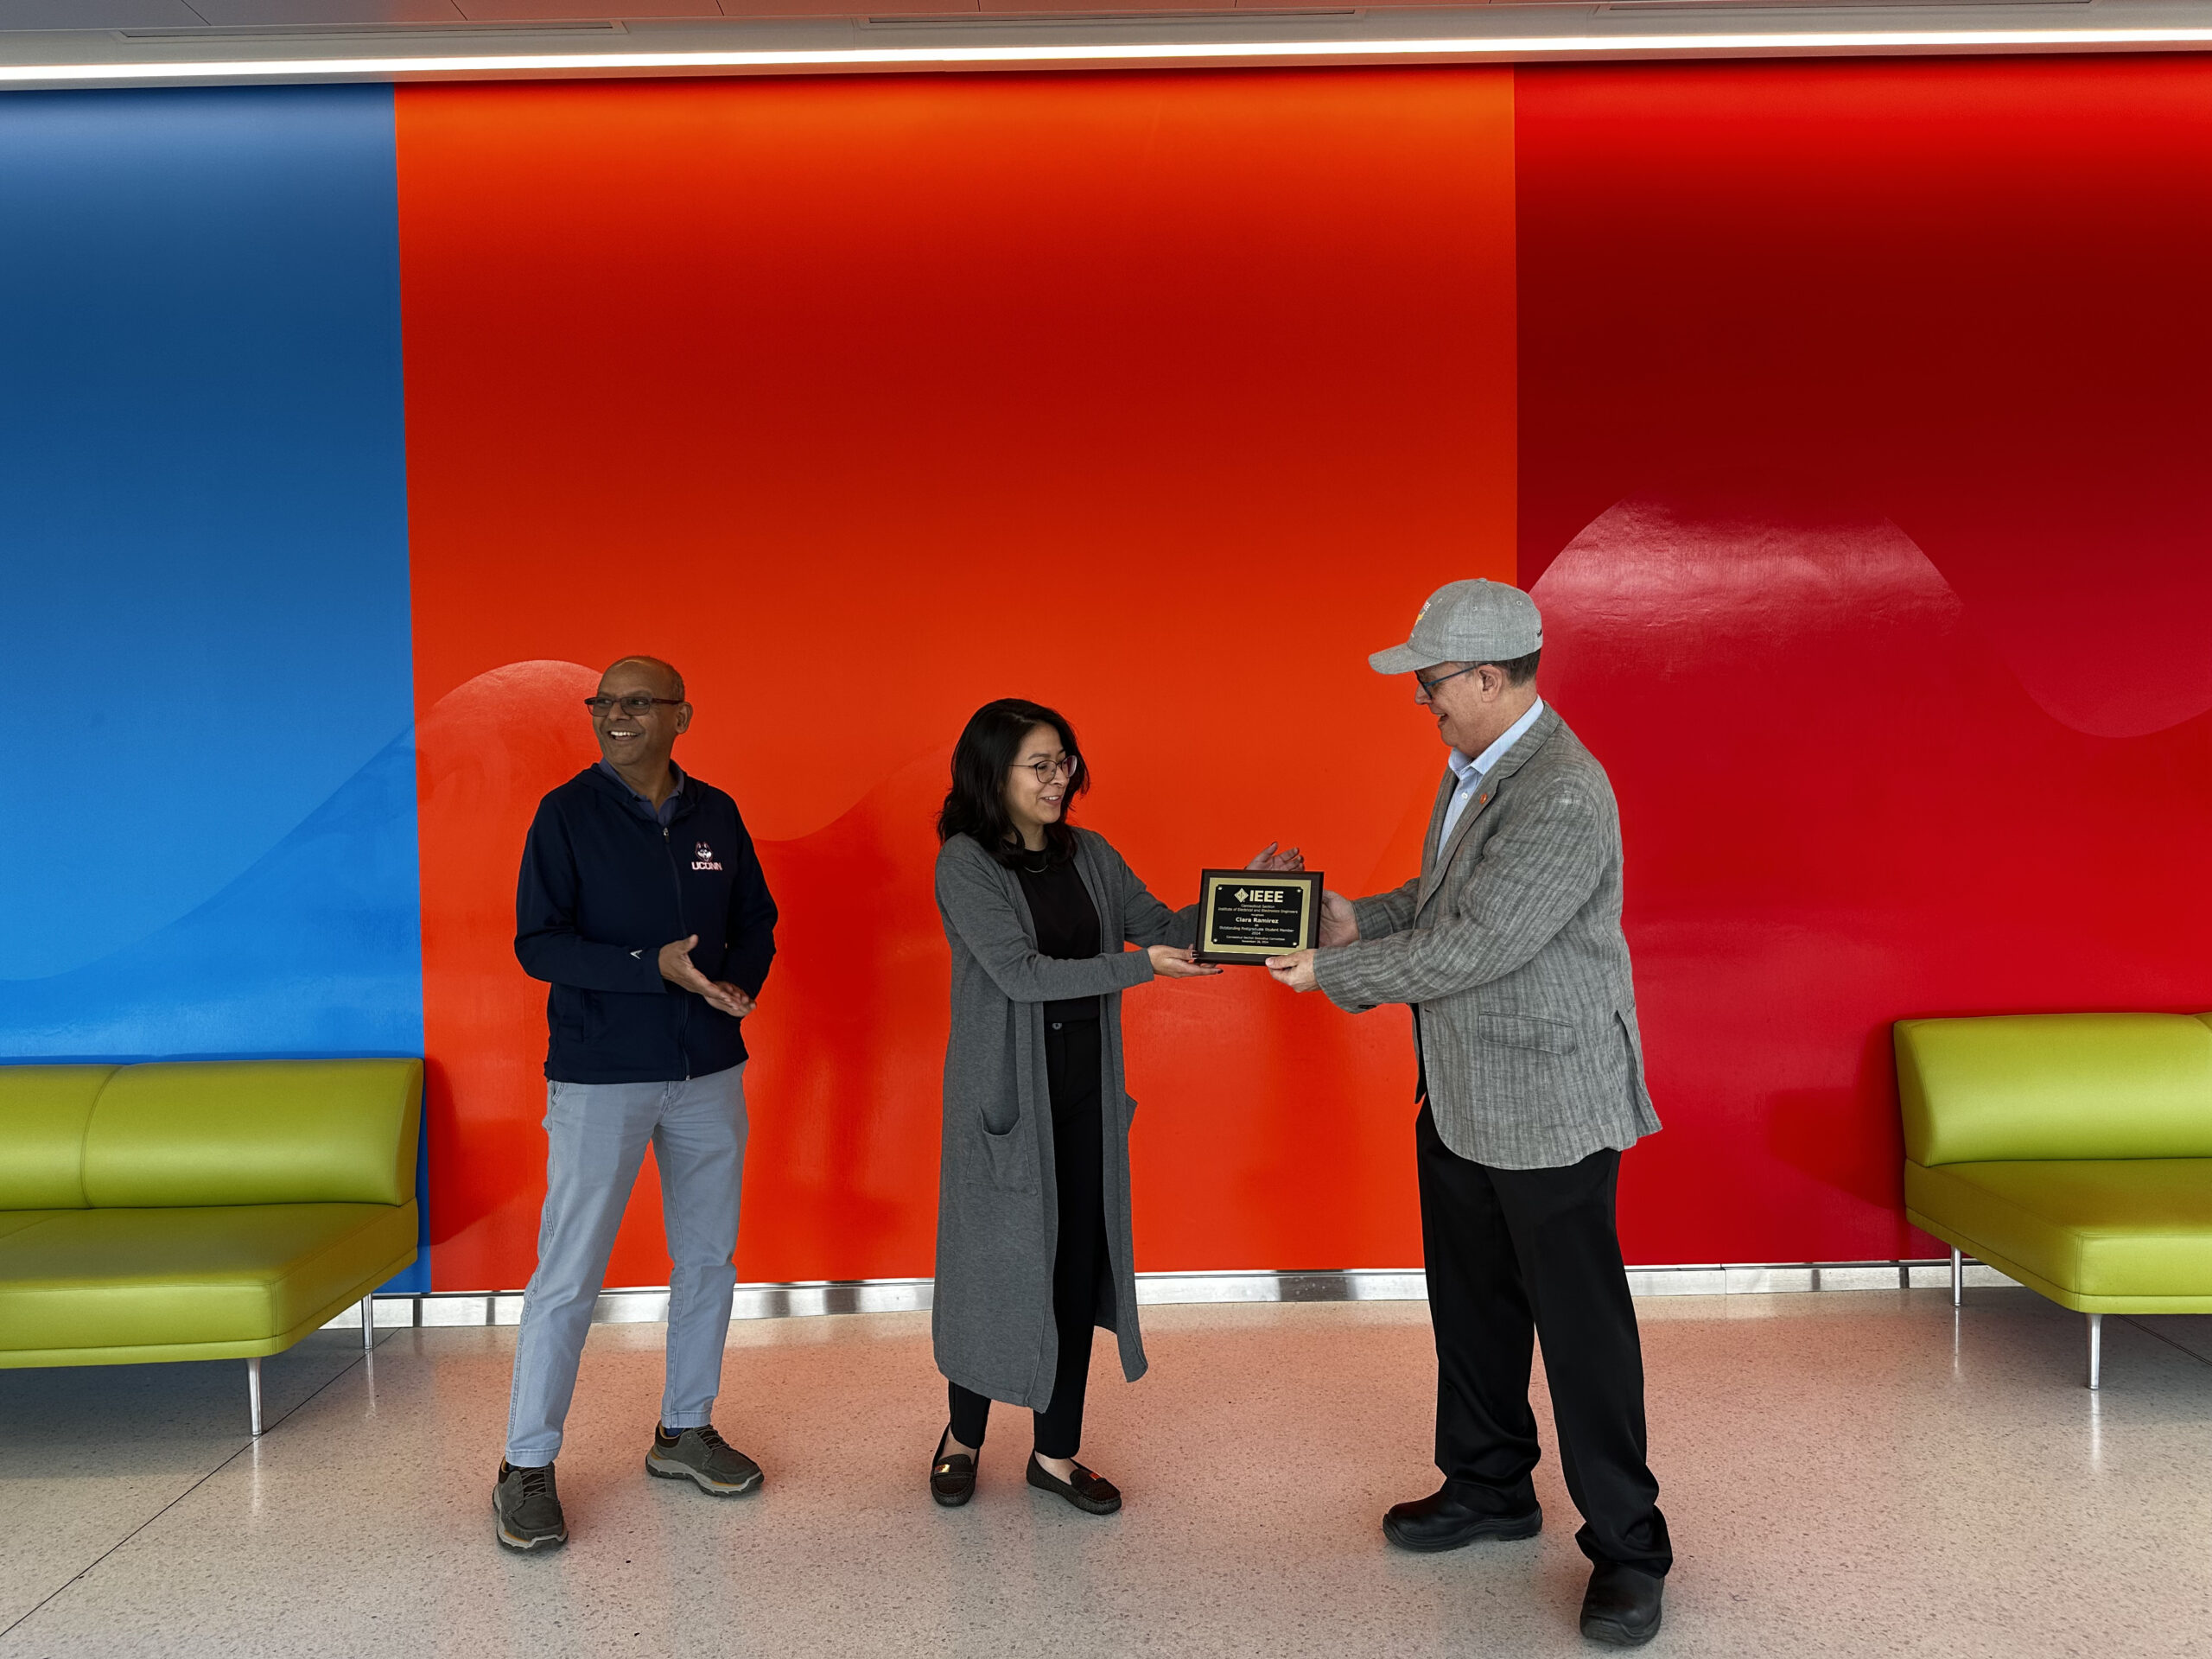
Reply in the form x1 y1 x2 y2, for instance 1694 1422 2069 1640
515 764 779 1084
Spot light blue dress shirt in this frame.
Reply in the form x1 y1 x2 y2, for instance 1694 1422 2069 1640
1436 697 1546 856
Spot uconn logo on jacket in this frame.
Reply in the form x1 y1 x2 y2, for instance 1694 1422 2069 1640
515 764 778 1084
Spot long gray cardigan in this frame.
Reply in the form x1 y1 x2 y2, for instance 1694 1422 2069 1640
931 828 1198 1409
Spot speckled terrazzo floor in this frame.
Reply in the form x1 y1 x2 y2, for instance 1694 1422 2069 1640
3 1289 2208 1658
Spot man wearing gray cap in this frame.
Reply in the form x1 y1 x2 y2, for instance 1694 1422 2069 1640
1268 579 1670 1647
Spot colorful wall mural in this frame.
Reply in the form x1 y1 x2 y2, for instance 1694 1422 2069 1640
3 60 2207 1290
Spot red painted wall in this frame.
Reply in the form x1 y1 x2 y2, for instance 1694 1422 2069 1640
398 70 1518 1292
1518 59 2212 1262
398 57 2212 1290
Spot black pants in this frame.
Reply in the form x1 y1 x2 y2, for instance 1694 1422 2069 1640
949 1017 1109 1461
1418 1103 1672 1577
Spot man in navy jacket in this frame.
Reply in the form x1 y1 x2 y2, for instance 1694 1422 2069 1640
493 655 779 1553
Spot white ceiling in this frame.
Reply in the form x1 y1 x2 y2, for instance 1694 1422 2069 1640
0 0 2204 82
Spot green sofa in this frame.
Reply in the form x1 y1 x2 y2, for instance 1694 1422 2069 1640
1897 1013 2212 1389
0 1058 422 1433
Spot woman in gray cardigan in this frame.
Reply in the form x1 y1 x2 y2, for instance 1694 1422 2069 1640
928 697 1300 1515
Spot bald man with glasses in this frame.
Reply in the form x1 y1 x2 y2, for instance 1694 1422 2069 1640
493 655 779 1553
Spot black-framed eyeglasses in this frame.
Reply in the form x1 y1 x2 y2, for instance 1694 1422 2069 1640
1414 664 1481 699
1014 754 1081 785
584 695 684 716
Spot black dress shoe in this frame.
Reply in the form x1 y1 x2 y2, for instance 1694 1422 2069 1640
1580 1560 1664 1647
1382 1485 1542 1552
1027 1453 1122 1515
930 1427 976 1508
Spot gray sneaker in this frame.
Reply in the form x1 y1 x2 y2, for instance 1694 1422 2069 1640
645 1423 764 1495
493 1460 568 1551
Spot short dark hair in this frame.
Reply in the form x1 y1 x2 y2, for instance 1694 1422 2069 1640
1491 648 1541 687
938 698 1090 869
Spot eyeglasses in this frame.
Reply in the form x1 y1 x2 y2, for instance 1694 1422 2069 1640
1014 754 1081 785
584 695 684 716
1414 664 1481 699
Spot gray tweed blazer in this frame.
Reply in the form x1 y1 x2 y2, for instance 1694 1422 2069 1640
930 829 1198 1409
1313 705 1659 1170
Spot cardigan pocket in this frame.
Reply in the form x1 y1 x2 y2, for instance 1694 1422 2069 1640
976 1111 1038 1192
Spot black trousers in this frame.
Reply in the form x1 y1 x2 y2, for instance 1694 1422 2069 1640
949 1017 1108 1461
1417 1103 1672 1577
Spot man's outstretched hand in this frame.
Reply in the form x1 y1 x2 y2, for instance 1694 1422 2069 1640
1274 890 1356 985
1246 842 1306 874
659 934 753 1018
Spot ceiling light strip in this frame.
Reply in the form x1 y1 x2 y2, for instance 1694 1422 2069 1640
5 30 2212 86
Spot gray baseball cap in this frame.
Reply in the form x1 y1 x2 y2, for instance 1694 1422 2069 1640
1369 579 1542 675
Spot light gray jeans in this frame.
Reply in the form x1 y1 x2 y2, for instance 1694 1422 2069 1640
504 1064 747 1467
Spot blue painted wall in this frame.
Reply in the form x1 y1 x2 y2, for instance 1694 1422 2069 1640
0 86 427 1287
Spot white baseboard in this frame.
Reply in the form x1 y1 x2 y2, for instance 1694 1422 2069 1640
337 1258 2019 1330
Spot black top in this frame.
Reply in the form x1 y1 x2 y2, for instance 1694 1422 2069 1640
1014 851 1103 1024
516 766 779 1084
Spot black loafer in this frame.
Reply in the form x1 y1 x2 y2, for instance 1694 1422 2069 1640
1382 1485 1542 1552
1580 1560 1664 1647
930 1428 976 1508
1027 1453 1122 1515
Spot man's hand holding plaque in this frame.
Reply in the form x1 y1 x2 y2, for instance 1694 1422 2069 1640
1265 876 1354 992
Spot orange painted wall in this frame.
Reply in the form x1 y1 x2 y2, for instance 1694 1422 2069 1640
398 69 1517 1293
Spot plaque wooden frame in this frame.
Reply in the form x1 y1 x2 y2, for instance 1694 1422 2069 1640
1193 869 1324 964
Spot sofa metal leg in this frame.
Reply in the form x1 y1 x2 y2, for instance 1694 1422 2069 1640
361 1294 375 1349
2088 1313 2102 1391
1951 1248 1962 1307
247 1357 264 1436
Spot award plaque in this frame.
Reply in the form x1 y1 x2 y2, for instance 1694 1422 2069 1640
1195 869 1324 964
